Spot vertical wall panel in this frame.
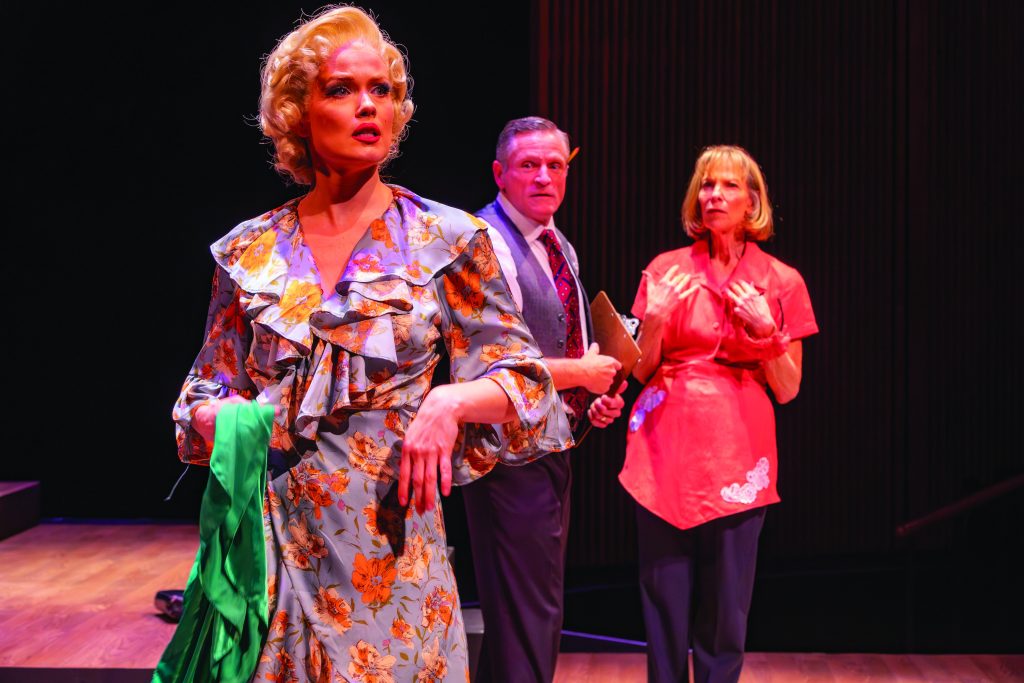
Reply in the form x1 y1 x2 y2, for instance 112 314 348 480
530 0 1022 568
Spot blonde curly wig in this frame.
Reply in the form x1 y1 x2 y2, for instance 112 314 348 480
260 5 415 184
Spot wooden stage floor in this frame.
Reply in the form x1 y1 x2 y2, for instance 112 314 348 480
0 523 1020 682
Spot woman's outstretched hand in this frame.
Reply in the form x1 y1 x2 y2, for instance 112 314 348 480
399 385 460 514
644 264 700 321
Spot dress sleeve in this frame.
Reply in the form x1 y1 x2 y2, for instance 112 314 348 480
777 268 818 341
631 270 650 320
632 251 675 321
172 266 257 465
436 230 573 484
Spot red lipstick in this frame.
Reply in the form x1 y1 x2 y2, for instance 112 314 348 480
353 123 381 143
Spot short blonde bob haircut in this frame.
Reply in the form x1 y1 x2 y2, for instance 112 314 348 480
260 5 415 184
681 145 774 241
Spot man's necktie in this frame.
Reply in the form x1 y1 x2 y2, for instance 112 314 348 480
538 228 589 430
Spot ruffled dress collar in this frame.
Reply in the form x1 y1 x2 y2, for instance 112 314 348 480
208 186 487 443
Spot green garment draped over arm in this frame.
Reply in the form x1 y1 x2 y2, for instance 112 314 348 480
153 402 274 683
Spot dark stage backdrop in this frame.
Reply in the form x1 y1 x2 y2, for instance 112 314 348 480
528 0 1023 567
6 0 1022 651
6 1 532 517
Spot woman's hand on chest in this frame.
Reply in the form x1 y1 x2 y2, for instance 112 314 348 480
726 280 777 338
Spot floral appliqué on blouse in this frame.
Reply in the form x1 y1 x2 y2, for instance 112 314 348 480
720 457 771 504
629 385 667 433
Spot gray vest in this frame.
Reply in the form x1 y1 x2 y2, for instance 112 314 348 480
477 201 593 360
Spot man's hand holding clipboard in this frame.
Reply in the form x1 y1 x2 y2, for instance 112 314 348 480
590 291 641 394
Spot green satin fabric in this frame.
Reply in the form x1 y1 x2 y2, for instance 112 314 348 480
153 402 274 683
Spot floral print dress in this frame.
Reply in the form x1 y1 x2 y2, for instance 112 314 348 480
173 187 571 682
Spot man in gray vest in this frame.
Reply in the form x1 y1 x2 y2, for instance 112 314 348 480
463 116 626 682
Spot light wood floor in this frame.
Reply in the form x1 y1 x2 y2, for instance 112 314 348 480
1 524 1020 681
553 653 1023 682
0 523 197 668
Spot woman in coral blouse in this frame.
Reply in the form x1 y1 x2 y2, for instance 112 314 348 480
622 146 818 683
172 6 570 681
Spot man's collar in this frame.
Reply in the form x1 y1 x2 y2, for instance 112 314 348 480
496 192 556 242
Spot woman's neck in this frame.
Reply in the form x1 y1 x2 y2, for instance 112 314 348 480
300 166 392 236
707 228 746 266
297 166 395 299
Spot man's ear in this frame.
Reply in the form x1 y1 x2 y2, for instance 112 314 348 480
492 160 505 191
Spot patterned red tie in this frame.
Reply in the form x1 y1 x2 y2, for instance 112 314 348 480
538 228 589 429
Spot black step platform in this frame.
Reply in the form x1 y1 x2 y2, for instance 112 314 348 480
0 481 40 540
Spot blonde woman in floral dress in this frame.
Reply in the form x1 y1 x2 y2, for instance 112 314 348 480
171 7 570 682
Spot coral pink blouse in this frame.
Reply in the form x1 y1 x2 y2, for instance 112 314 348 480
620 240 818 530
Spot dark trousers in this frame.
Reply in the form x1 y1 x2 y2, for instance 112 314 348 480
637 504 767 683
462 451 571 683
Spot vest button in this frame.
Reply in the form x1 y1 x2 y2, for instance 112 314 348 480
556 339 565 348
558 313 565 322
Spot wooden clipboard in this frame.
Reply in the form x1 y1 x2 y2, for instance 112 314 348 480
573 290 639 445
589 290 641 395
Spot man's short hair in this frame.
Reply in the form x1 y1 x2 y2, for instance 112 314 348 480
495 116 571 165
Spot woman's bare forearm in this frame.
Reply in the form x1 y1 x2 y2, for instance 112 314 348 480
764 340 803 404
426 378 517 424
632 315 666 383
